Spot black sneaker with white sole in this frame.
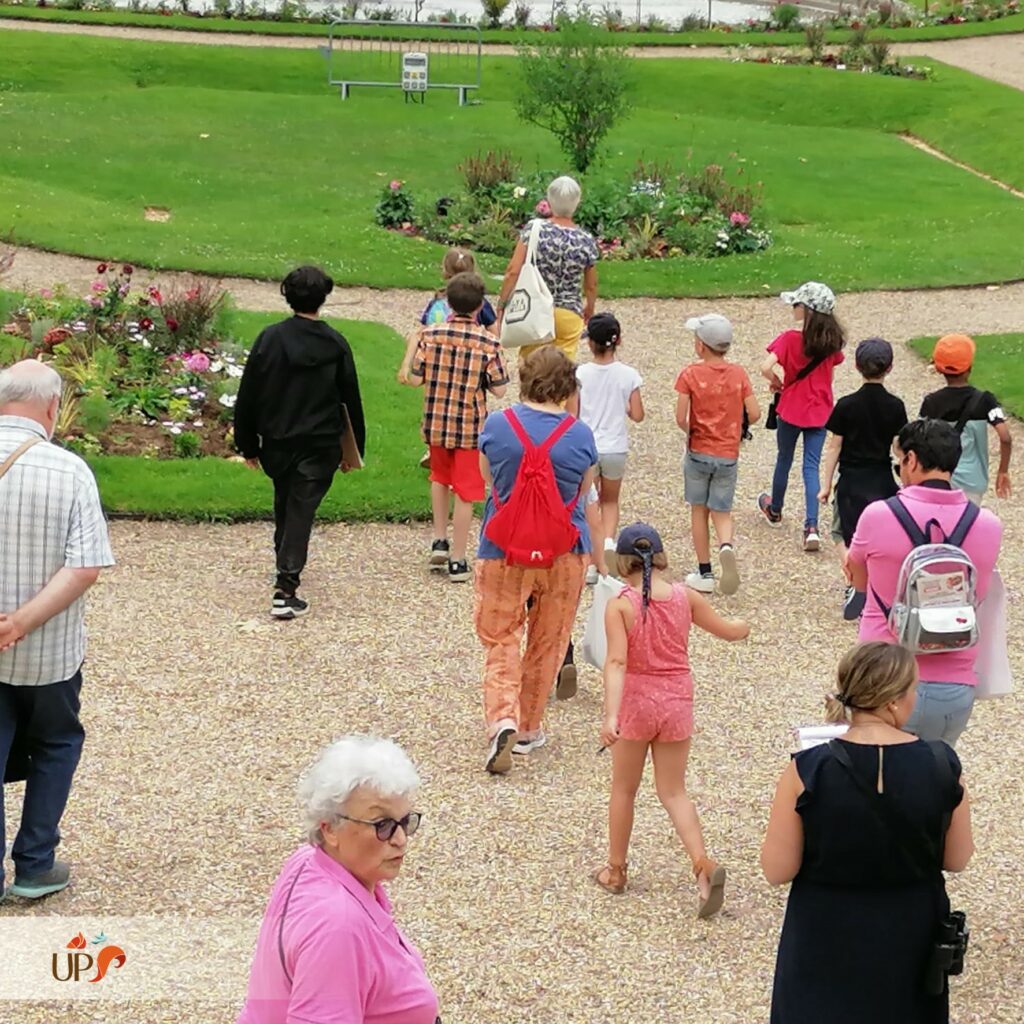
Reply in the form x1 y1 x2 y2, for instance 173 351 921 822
429 539 450 571
486 727 516 774
448 559 471 582
843 586 867 621
272 592 309 620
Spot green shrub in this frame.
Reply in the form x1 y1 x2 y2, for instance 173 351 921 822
374 180 414 228
804 23 827 61
77 391 114 435
480 0 511 28
459 150 521 196
772 3 801 29
172 431 201 459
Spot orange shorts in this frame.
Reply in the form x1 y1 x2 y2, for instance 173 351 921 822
429 446 485 502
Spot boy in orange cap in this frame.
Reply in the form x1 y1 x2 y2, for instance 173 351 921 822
920 333 1011 502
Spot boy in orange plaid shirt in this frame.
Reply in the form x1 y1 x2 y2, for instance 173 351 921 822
408 272 509 581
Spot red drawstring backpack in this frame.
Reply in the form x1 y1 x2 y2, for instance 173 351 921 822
483 409 581 568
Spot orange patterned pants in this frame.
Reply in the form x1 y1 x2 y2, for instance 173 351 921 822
474 554 587 738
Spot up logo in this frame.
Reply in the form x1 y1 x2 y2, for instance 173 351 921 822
51 931 127 984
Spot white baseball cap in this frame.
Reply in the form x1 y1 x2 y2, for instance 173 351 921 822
685 313 733 352
780 281 836 315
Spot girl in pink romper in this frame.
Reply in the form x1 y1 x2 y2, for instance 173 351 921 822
596 522 749 918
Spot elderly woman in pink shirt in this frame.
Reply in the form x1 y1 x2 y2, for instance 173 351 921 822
238 736 439 1024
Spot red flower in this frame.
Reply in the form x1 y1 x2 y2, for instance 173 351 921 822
140 317 154 330
97 262 108 273
122 264 134 276
165 316 180 332
148 287 163 304
42 326 72 347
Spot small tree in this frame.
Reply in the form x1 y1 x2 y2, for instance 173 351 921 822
514 13 634 174
481 0 511 27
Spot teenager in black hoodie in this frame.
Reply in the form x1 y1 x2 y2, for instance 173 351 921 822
234 266 365 619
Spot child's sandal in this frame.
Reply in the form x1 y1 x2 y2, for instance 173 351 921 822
594 863 628 894
692 856 727 920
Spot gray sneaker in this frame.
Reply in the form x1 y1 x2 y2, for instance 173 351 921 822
8 859 71 899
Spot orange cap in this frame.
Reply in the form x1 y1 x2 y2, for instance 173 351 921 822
932 334 975 375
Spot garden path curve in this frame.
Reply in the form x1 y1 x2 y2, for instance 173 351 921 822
6 242 1024 1024
2 17 1024 90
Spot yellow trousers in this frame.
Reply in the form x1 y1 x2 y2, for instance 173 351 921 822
520 308 584 364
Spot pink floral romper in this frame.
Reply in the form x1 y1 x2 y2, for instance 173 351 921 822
616 583 694 743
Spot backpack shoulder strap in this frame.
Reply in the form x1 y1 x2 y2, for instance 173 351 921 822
885 495 929 548
947 501 980 548
954 389 987 434
503 408 534 451
539 414 577 455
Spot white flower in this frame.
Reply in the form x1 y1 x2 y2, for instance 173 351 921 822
141 339 152 349
219 393 237 409
717 230 730 240
226 364 244 378
513 186 527 199
209 360 224 373
174 387 189 395
168 426 182 435
193 420 204 427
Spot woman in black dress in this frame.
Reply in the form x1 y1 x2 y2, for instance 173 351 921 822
762 643 974 1024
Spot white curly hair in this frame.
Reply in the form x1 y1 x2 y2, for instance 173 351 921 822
547 175 582 217
298 735 420 845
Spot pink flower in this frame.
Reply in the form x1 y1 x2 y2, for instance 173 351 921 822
91 280 107 294
148 287 163 304
38 288 53 299
389 179 403 191
182 351 210 373
88 297 103 308
730 211 751 227
535 199 552 216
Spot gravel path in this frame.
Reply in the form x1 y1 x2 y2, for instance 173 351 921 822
3 252 1024 1021
2 17 1024 89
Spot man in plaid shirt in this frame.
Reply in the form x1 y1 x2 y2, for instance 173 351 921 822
408 272 508 581
0 361 114 900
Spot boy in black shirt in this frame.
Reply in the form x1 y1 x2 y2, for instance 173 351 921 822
235 266 365 619
818 338 907 620
920 332 1012 503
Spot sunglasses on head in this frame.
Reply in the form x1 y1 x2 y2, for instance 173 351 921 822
336 811 422 842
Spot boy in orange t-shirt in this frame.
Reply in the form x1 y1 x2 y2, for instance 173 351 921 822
675 315 760 595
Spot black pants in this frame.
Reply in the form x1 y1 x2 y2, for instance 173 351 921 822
259 442 340 594
0 671 85 886
836 467 899 546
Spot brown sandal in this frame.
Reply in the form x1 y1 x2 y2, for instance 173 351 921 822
594 863 628 894
693 856 727 920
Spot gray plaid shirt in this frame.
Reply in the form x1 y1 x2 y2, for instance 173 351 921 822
0 416 114 686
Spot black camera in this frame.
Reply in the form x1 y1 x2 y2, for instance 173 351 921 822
924 911 969 996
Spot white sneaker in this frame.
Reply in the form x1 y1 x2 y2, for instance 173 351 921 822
604 537 617 553
512 731 547 755
803 527 821 552
585 564 599 586
685 571 716 594
719 545 740 596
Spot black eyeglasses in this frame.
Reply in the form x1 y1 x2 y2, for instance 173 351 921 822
337 812 422 842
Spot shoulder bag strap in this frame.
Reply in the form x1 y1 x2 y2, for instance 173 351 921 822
790 351 828 386
955 389 987 434
947 501 980 547
826 741 943 880
503 408 534 452
0 437 43 485
539 413 576 455
525 218 543 266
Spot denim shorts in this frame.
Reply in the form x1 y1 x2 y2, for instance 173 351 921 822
683 451 738 512
903 681 976 747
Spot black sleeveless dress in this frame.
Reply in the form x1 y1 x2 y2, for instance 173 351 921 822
770 739 963 1024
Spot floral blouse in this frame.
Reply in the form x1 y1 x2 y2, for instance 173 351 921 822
519 220 599 316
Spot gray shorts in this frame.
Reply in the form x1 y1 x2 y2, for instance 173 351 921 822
830 493 843 544
683 451 738 512
596 452 627 481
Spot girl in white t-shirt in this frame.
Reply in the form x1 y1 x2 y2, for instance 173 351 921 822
572 313 645 562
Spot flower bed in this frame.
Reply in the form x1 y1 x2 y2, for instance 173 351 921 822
0 264 247 460
375 157 772 262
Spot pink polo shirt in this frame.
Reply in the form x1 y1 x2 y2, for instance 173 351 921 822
238 845 439 1024
768 329 844 429
849 484 1002 685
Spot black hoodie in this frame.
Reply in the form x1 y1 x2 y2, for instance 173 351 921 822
233 316 365 460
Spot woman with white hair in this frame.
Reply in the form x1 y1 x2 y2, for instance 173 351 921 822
238 736 439 1024
497 175 600 361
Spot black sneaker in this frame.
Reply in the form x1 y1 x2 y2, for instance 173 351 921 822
429 539 450 572
757 492 783 527
272 591 309 620
843 586 867 621
448 559 471 583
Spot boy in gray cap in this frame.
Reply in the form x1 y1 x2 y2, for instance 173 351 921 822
675 315 760 594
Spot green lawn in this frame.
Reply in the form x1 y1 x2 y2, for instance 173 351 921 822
2 31 1024 296
2 5 1024 45
87 312 428 521
909 333 1024 416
